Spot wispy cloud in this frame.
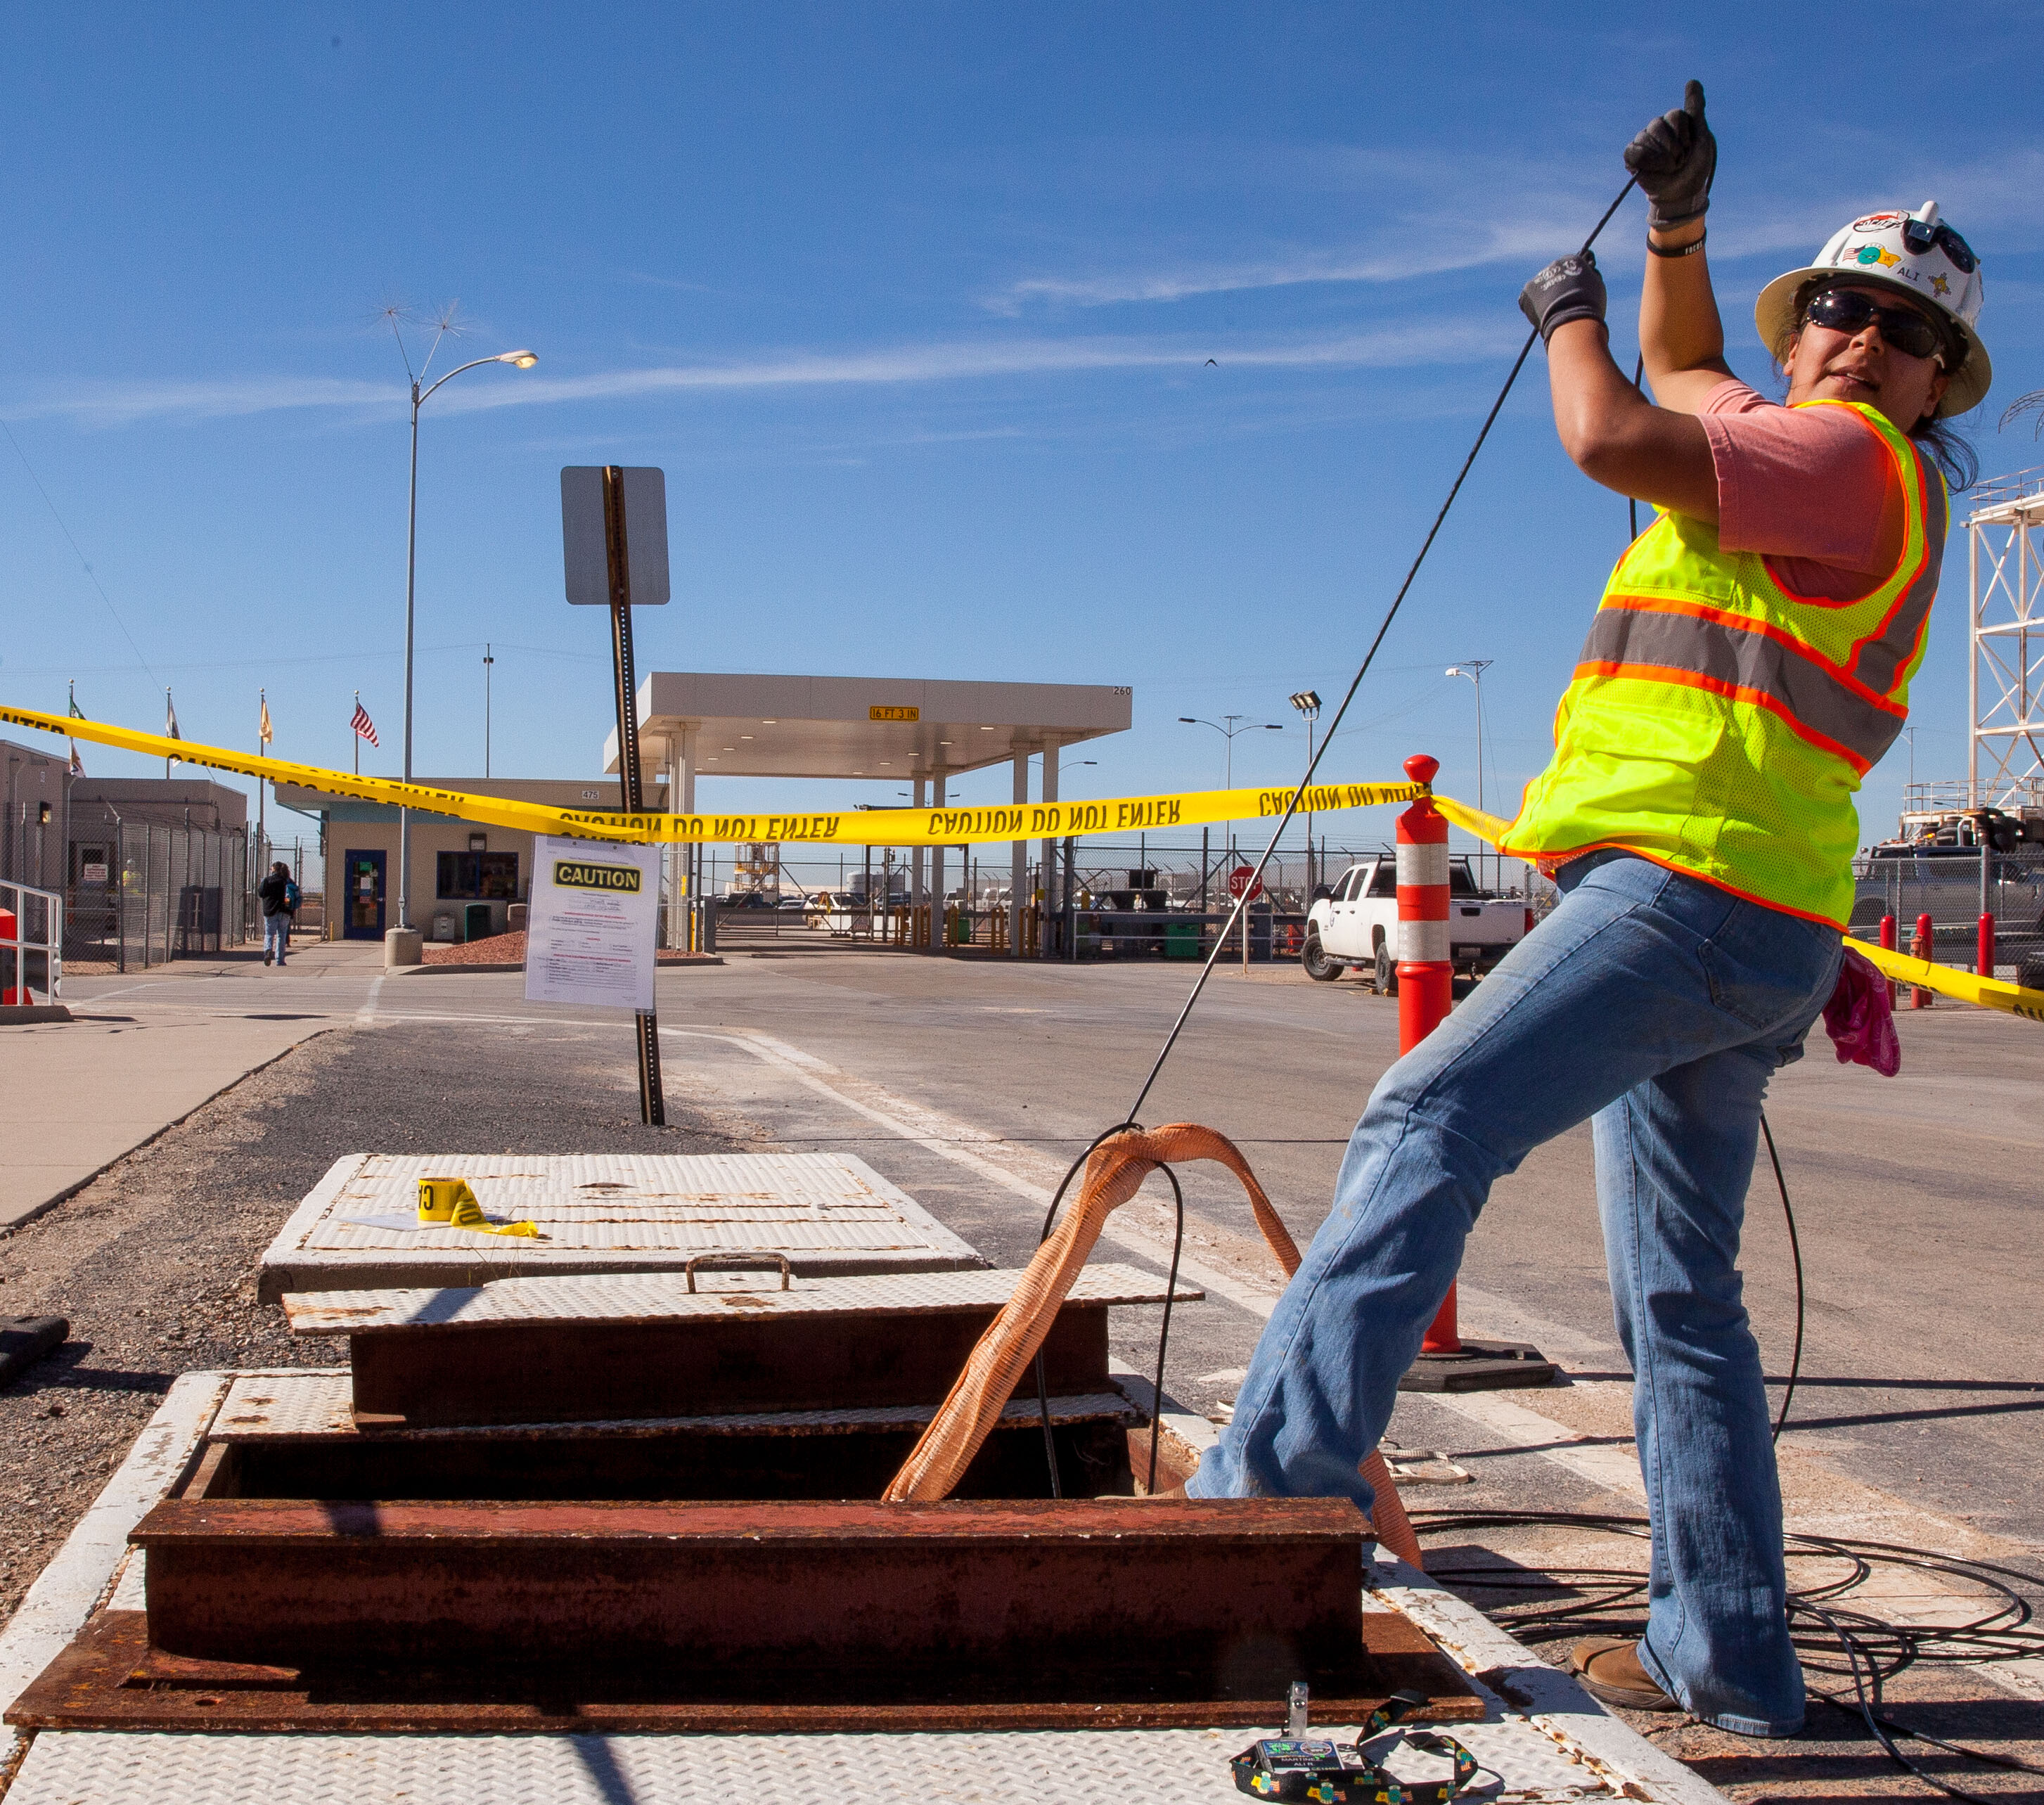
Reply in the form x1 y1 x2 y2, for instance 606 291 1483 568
979 142 2044 314
984 224 1584 314
8 319 1519 430
8 376 401 428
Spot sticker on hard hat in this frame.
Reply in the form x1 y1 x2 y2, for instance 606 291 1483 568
553 859 643 893
1853 212 1907 231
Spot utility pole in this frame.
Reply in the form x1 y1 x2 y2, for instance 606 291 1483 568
484 643 495 778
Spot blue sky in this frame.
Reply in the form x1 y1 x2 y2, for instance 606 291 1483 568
4 3 2040 854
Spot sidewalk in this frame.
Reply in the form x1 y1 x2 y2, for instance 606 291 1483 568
0 941 373 1231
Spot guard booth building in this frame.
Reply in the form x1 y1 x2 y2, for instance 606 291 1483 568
275 777 666 944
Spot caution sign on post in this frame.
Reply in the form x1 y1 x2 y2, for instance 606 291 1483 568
523 835 662 1012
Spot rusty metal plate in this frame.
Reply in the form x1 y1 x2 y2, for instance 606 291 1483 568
347 1297 1116 1429
282 1262 1198 1335
293 1266 1197 1432
258 1152 984 1301
9 1605 1483 1733
210 1371 1141 1442
129 1499 1377 1685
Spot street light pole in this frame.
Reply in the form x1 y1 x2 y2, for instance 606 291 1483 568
392 335 537 938
483 643 494 778
1178 714 1284 866
1446 660 1493 889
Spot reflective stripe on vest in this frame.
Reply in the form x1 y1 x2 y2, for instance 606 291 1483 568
1577 600 1908 773
1500 401 1945 928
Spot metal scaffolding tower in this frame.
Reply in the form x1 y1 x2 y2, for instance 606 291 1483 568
1969 466 2044 811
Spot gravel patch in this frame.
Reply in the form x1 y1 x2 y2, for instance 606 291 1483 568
0 1019 750 1627
420 930 719 965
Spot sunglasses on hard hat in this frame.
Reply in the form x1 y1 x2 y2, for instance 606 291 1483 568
1901 216 1976 274
1801 288 1950 364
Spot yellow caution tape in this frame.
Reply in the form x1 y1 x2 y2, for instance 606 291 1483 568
1846 939 2044 1024
25 699 2036 1024
1432 793 1514 846
0 701 1420 849
417 1176 543 1238
1398 785 2044 1028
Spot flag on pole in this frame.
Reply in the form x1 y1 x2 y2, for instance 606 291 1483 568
352 698 380 747
165 688 181 740
259 693 274 745
68 680 85 776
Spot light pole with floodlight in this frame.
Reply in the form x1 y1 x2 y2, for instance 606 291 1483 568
1445 660 1493 889
1290 690 1320 893
390 338 537 942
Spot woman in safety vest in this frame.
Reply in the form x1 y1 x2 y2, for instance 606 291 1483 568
1186 83 1988 1737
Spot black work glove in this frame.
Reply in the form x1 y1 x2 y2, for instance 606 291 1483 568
1624 79 1716 230
1519 251 1607 345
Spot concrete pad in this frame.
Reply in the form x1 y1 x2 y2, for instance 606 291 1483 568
256 1150 984 1300
0 1010 333 1228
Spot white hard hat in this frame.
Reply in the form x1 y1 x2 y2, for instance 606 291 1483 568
1754 202 1989 418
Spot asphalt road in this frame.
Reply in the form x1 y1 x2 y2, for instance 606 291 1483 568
54 939 2044 1561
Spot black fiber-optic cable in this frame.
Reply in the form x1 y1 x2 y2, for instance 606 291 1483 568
1116 176 1638 1129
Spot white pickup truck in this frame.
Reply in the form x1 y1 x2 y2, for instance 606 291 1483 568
1301 855 1530 989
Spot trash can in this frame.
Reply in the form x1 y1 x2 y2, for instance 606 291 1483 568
1165 918 1201 959
463 902 493 943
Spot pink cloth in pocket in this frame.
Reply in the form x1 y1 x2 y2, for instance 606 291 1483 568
1822 945 1901 1077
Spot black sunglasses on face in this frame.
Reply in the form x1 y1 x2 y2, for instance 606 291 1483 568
1801 288 1950 364
1901 217 1976 274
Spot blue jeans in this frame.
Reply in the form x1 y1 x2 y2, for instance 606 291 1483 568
1188 851 1841 1736
264 911 290 963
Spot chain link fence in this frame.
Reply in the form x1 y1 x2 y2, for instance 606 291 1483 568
1851 846 2044 986
63 820 258 970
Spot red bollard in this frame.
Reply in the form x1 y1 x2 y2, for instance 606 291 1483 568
1979 913 1996 980
1911 911 1934 1009
1879 913 1897 1006
1396 757 1460 1356
1392 757 1556 1393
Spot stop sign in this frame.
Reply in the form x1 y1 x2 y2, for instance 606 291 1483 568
1227 864 1263 902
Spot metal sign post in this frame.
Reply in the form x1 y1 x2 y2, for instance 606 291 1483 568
563 464 671 1126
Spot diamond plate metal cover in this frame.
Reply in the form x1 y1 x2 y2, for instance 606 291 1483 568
259 1152 984 1299
283 1261 1200 1335
10 1721 1645 1805
210 1371 1141 1441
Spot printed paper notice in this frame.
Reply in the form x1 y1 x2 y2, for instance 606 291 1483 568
523 834 661 1012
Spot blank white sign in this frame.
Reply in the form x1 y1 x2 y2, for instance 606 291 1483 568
560 466 670 605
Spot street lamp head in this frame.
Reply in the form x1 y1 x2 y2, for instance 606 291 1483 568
499 350 539 368
1178 717 1198 724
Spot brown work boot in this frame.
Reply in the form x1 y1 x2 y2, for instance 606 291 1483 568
1569 1638 1679 1711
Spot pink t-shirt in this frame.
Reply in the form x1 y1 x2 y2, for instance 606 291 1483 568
1697 379 1903 602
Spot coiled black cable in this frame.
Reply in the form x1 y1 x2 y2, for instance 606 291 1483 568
1415 1508 2044 1797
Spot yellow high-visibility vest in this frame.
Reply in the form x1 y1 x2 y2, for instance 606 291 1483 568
1502 402 1946 929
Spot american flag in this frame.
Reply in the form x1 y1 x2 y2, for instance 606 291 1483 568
352 700 380 747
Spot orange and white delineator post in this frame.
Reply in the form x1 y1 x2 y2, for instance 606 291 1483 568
1395 755 1462 1356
